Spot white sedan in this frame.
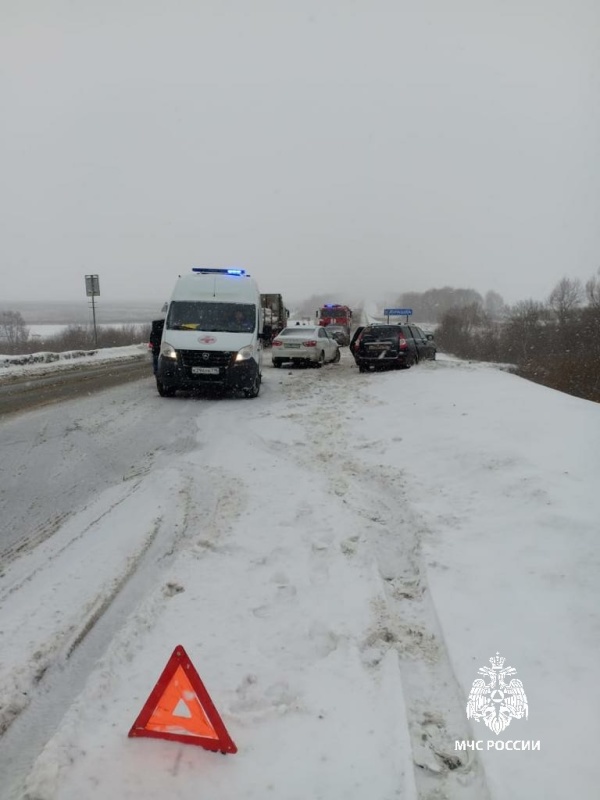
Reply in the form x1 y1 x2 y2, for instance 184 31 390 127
271 326 340 368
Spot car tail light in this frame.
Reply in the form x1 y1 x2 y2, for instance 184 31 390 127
303 340 317 347
272 340 283 347
398 336 408 349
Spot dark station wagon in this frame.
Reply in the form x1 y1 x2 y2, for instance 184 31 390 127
350 324 436 372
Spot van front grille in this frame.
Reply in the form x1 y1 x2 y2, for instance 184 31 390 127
179 350 235 368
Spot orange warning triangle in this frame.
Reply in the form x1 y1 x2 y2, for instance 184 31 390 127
128 645 237 753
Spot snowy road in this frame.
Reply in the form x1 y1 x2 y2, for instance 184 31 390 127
0 353 149 417
0 349 598 800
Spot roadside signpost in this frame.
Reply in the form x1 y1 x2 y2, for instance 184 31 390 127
85 274 100 347
383 308 412 323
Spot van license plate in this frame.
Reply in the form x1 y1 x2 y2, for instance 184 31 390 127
192 367 220 375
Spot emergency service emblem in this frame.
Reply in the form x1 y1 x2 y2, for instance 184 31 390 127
198 336 216 344
466 653 528 735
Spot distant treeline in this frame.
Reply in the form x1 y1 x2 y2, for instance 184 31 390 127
395 287 505 323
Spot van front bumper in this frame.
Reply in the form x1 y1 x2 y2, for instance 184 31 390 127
158 351 259 391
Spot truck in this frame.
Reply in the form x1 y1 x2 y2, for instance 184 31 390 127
260 294 289 345
156 268 264 398
316 304 353 334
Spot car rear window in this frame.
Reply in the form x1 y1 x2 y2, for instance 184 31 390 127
278 327 317 336
361 327 402 341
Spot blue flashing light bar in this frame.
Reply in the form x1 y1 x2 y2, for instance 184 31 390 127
324 304 341 308
191 267 246 276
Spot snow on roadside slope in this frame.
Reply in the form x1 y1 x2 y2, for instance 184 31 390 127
360 360 600 800
345 359 600 799
0 344 147 378
4 351 599 799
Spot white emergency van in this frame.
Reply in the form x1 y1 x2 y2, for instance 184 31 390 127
156 268 264 398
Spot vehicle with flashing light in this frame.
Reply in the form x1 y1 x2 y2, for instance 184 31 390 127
316 304 353 337
271 326 340 368
156 268 264 398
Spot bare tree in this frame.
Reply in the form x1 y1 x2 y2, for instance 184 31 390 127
436 302 485 356
504 300 546 362
484 290 505 319
585 268 600 309
0 310 30 353
548 277 583 326
397 286 483 323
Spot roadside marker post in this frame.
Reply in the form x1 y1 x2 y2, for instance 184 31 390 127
128 645 237 753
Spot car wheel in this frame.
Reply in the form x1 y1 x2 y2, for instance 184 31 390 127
358 363 368 373
243 373 261 398
272 359 282 368
315 351 325 368
332 348 341 364
156 379 176 397
400 354 416 369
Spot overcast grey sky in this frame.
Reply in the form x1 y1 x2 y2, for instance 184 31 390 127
2 0 599 309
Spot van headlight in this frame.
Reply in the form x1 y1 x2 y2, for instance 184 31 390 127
235 345 253 362
160 342 177 359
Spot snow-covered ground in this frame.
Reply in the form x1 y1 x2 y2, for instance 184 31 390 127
0 347 598 800
0 344 147 375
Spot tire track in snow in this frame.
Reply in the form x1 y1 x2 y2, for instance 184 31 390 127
273 354 491 799
346 470 490 799
0 480 146 603
0 487 158 738
0 467 248 800
64 516 162 659
0 511 73 572
0 464 251 800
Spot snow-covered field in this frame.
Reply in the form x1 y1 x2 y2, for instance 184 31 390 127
0 347 598 800
25 323 149 340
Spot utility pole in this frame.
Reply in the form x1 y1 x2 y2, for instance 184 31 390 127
85 274 100 347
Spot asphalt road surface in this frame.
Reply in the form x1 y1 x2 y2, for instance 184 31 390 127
0 356 152 417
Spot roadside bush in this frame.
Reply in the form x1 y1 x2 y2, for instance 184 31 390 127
516 353 600 403
4 324 150 355
437 279 600 403
0 311 30 353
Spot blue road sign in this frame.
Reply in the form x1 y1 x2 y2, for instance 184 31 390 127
383 308 412 316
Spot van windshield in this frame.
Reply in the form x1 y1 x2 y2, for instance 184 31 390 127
167 301 256 333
